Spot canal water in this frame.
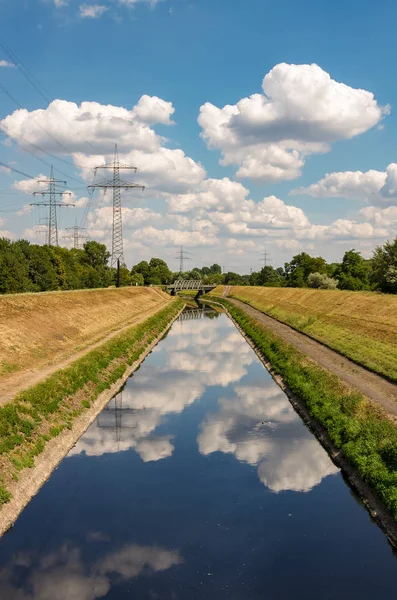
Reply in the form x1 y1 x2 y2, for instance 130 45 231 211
1 308 397 599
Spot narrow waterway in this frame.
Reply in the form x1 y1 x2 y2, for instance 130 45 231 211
1 308 397 599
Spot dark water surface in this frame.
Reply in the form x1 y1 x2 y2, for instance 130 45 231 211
1 308 397 599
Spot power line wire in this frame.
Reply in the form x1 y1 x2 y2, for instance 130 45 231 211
0 38 104 156
0 82 72 156
0 161 36 180
0 40 52 103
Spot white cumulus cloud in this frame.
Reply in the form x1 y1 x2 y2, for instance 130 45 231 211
292 163 397 208
79 4 108 18
198 63 388 182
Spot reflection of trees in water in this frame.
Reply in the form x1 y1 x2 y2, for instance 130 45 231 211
178 308 220 321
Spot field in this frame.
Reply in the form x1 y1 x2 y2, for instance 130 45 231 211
0 287 170 398
212 286 397 381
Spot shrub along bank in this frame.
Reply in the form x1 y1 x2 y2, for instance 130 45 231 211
0 298 184 506
210 297 397 522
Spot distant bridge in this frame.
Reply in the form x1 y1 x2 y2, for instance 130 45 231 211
178 308 215 321
167 279 216 297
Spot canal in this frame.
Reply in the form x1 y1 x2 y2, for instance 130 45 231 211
1 308 397 599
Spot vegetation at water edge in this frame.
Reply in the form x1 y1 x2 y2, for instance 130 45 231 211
215 286 397 382
0 298 183 506
211 297 397 522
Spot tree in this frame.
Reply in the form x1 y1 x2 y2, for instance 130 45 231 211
27 245 59 291
224 271 248 285
0 238 32 294
259 265 283 286
132 261 150 285
307 272 338 290
335 249 370 290
285 252 328 287
79 241 111 288
130 272 144 286
371 237 397 293
209 263 222 274
118 266 131 286
82 241 110 270
148 258 172 284
188 268 203 280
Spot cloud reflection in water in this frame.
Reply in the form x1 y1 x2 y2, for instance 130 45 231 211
0 541 183 600
198 383 339 492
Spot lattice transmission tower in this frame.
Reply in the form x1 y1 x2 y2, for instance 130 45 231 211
261 250 271 268
175 245 191 273
88 144 145 269
63 219 89 249
30 166 74 246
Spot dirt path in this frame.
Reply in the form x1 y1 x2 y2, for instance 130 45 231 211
229 298 397 418
1 298 170 406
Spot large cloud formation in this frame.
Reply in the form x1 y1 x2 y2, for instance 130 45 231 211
198 63 388 182
2 74 394 265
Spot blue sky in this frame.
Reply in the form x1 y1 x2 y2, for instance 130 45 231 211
0 0 397 271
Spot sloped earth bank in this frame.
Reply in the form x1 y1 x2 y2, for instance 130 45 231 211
0 287 170 404
228 298 397 417
0 299 184 537
1 309 397 599
215 286 397 382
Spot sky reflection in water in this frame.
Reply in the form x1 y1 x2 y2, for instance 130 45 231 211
1 308 397 599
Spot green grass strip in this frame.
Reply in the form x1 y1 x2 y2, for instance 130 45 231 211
227 291 397 382
0 298 184 505
212 297 397 521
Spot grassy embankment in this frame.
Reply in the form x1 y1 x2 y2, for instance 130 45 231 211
213 286 397 382
176 290 198 298
0 286 170 379
0 297 184 505
209 297 397 522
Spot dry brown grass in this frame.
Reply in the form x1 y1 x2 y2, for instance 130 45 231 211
212 286 397 380
0 287 170 382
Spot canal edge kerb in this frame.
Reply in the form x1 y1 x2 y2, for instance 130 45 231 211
0 301 185 539
204 297 397 551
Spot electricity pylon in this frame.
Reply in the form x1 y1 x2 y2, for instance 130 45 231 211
88 144 145 269
63 219 89 249
261 250 271 268
30 166 74 246
175 245 191 273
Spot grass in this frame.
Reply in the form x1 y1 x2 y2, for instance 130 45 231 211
177 290 198 297
209 297 397 521
212 286 397 382
0 297 184 506
0 286 171 381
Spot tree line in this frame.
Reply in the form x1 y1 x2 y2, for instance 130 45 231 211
1 235 397 294
0 238 113 294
